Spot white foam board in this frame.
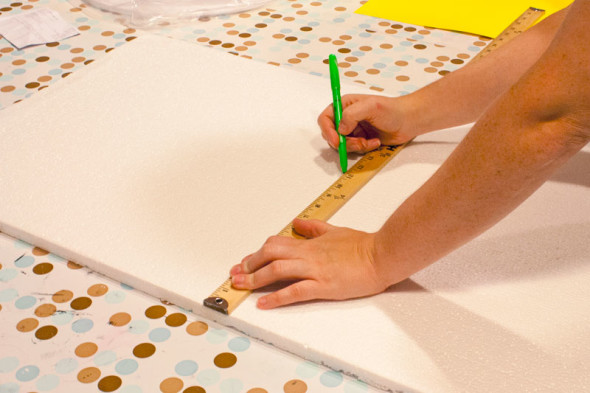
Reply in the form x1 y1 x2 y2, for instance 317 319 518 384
1 35 588 392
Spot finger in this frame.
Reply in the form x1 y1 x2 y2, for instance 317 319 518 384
257 280 319 309
339 97 382 137
345 137 381 153
292 218 334 239
317 104 339 149
241 235 300 273
231 258 311 290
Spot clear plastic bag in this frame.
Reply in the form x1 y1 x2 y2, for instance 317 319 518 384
82 0 273 27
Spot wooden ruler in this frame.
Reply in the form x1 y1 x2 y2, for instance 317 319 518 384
203 7 545 315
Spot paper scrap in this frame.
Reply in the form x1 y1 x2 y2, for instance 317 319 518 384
0 8 79 49
355 0 573 38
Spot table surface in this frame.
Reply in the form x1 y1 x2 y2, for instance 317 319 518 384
0 1 488 392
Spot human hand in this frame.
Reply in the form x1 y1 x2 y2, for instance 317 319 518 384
229 218 391 309
318 94 418 153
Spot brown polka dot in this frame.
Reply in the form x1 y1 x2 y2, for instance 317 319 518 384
300 26 312 32
84 60 94 66
258 11 270 16
78 25 91 31
25 82 40 89
283 379 307 393
35 303 56 317
38 75 51 82
62 72 72 78
87 284 108 297
359 46 372 51
214 352 237 368
145 305 167 319
70 297 92 310
12 59 25 65
288 58 301 64
0 7 12 12
209 40 221 45
404 27 417 32
186 321 208 336
133 343 156 358
67 261 83 269
126 36 137 42
165 313 187 327
396 75 410 81
451 59 464 65
101 31 114 37
366 69 380 75
344 71 358 77
391 24 403 29
35 56 49 62
337 48 351 54
11 2 23 6
52 290 74 303
439 70 451 76
33 263 53 274
75 342 98 357
424 67 438 73
414 44 427 50
109 312 131 326
247 389 268 393
160 377 183 393
1 85 15 93
35 325 58 340
78 367 101 383
98 375 122 392
183 387 206 393
16 318 39 332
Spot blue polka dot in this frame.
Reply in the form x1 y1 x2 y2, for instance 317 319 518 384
404 85 419 92
309 71 323 77
468 45 481 52
0 74 14 82
227 337 250 352
57 44 71 50
113 33 125 39
36 374 60 391
0 382 19 392
14 239 31 249
52 310 74 326
220 378 243 393
280 28 292 34
12 50 24 56
0 357 19 373
197 369 220 386
13 255 32 268
373 62 387 69
15 295 36 309
71 318 93 333
344 379 369 393
115 359 138 375
412 34 423 40
358 23 370 28
0 288 18 302
55 358 77 374
192 29 206 34
11 88 27 96
247 28 259 33
333 18 345 23
11 68 25 75
415 58 429 63
94 351 117 366
0 269 18 282
352 51 365 57
296 361 319 379
175 360 198 376
105 290 125 304
48 68 63 76
206 328 228 344
120 283 133 290
320 370 343 387
127 320 149 334
76 17 88 22
308 21 319 27
119 385 142 393
359 32 371 38
148 327 171 343
47 254 65 262
298 39 310 45
16 365 40 382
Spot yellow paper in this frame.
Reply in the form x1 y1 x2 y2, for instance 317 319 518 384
356 0 573 38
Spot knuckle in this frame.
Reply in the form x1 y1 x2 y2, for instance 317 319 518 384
269 261 285 277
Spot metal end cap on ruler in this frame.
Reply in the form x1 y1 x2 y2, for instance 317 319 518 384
203 297 229 315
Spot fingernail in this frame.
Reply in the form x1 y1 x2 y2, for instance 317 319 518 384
232 275 244 286
230 264 241 276
257 297 267 308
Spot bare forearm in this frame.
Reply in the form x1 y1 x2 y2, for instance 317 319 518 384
398 8 569 136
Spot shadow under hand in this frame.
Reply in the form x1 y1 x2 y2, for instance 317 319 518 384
549 150 590 187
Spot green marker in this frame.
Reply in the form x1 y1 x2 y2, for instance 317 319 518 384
329 54 347 173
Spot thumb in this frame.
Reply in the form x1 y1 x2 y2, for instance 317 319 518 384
292 218 334 239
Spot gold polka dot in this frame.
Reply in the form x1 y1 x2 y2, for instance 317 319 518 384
70 47 83 54
344 56 358 62
72 56 85 63
183 387 206 393
332 40 344 45
366 69 380 75
16 318 39 332
396 75 410 81
385 29 397 34
160 377 183 393
35 325 58 340
344 71 358 77
133 343 156 358
424 67 437 73
93 44 107 51
1 85 16 93
430 61 444 67
12 59 25 65
87 284 108 297
238 13 250 18
395 60 408 66
296 10 307 15
78 367 101 383
473 41 487 47
78 25 90 31
334 6 346 11
247 389 268 393
283 379 307 393
33 263 53 275
437 56 450 61
67 261 83 269
214 352 237 368
98 375 122 392
418 29 431 35
70 296 92 310
38 75 52 82
0 47 14 53
235 46 247 51
296 53 309 59
75 342 98 357
109 312 131 326
101 31 114 37
35 303 56 317
52 289 73 303
244 41 256 46
145 305 167 319
186 321 208 336
359 45 372 51
21 4 33 9
165 313 187 327
124 28 136 34
380 43 393 50
457 53 470 59
288 58 301 64
318 37 331 43
70 7 82 12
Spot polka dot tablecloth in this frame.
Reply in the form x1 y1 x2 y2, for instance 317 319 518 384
1 1 488 392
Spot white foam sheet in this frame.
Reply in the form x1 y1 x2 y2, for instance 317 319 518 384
1 35 589 392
